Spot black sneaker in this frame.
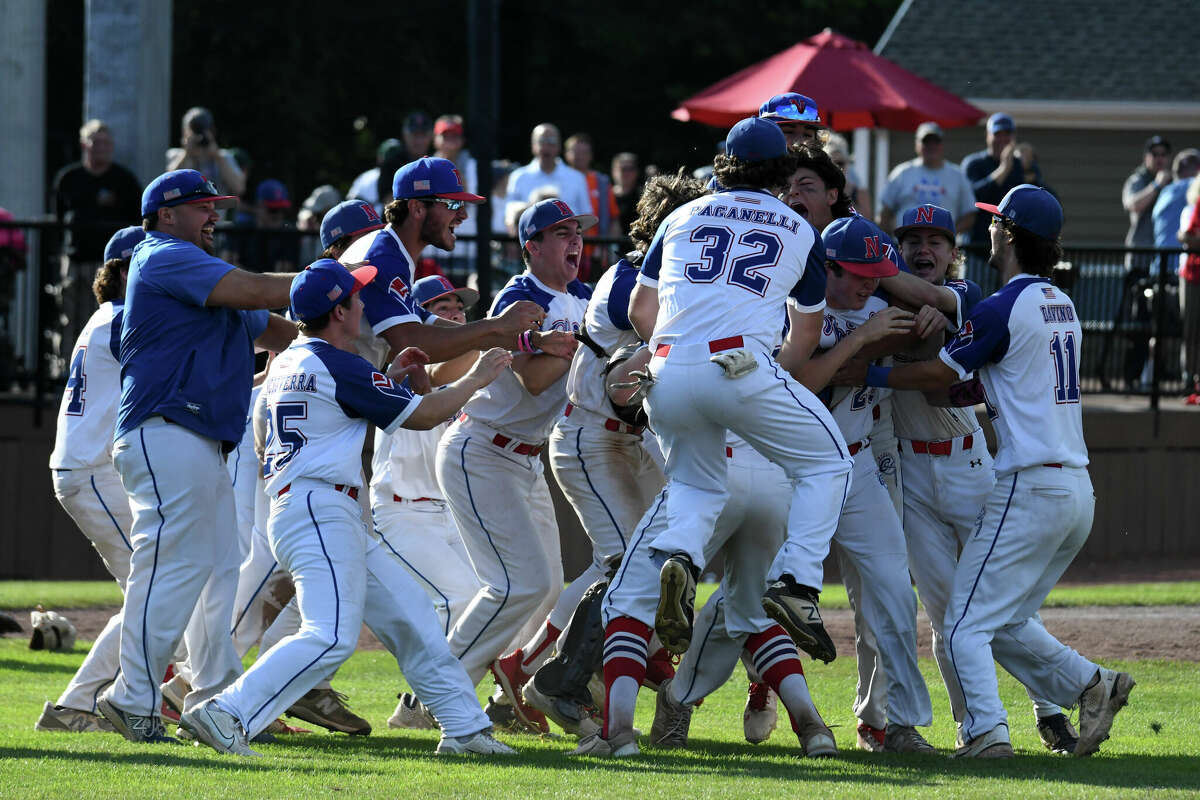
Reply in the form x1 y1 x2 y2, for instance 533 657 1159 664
96 697 178 744
655 554 698 655
762 574 836 663
1036 712 1079 754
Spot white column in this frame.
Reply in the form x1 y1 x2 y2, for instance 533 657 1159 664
852 126 871 195
85 0 173 186
0 0 47 370
873 129 891 219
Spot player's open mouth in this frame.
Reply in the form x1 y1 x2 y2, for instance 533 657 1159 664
790 201 809 218
913 258 935 274
201 225 215 241
566 251 580 268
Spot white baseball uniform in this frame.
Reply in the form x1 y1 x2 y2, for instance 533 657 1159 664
211 338 490 740
939 274 1100 743
634 188 852 634
548 258 665 613
436 271 591 683
370 418 480 636
49 301 132 715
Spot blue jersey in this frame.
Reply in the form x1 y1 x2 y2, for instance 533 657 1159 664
351 225 436 335
115 231 268 447
461 272 591 442
261 338 421 495
939 275 1088 474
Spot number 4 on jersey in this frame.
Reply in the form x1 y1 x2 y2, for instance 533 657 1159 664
65 347 87 416
1050 331 1080 404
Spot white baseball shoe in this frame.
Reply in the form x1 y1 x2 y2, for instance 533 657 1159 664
179 700 260 757
435 728 516 755
388 692 436 730
953 722 1014 759
798 717 838 758
573 729 639 757
743 682 777 744
1076 668 1135 757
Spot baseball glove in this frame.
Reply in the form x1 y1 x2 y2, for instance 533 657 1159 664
29 605 77 652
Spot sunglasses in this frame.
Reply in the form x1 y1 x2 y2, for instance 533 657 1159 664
762 98 821 124
169 178 222 203
423 197 465 211
991 215 1011 228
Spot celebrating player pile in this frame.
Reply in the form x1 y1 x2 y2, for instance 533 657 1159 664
39 98 1133 763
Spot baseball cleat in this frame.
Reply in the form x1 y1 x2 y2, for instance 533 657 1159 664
286 688 371 735
159 673 190 721
388 692 437 730
1076 668 1135 757
34 701 116 734
490 651 550 734
743 682 778 744
761 575 836 664
1036 712 1078 754
263 717 312 735
883 723 938 754
655 554 697 655
856 722 886 752
572 729 639 757
953 722 1014 759
798 717 838 758
521 676 594 736
435 728 516 756
180 700 260 757
649 679 692 749
97 696 178 744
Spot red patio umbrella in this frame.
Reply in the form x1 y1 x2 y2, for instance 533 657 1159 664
671 29 983 132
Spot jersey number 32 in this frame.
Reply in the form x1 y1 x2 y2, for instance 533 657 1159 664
684 225 782 296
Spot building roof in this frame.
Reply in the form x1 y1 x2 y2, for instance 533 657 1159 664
876 0 1199 104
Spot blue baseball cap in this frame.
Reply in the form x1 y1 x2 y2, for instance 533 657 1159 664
821 216 899 278
141 169 238 216
392 157 485 203
518 198 598 248
758 93 824 127
976 184 1063 240
413 274 480 309
290 258 378 322
987 113 1015 134
103 226 146 262
894 204 956 243
256 179 290 209
725 117 788 162
320 199 384 249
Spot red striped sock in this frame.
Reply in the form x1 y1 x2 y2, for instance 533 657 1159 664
602 617 652 737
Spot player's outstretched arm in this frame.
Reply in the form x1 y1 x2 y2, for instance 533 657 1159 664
879 271 960 316
511 352 571 396
789 307 914 393
255 314 298 353
207 268 297 310
776 305 824 372
402 348 513 429
383 299 547 364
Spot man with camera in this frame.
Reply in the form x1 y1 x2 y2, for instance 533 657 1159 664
962 113 1046 246
165 106 246 197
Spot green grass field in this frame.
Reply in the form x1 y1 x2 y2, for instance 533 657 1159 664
2 582 1197 799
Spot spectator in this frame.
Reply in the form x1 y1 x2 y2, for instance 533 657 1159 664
348 138 403 215
489 160 516 236
1178 177 1200 393
962 113 1046 245
375 112 436 210
611 151 641 235
506 123 590 217
50 119 143 376
824 133 873 221
431 115 479 263
1122 135 1173 271
878 121 975 236
1153 149 1200 256
164 106 246 196
297 185 343 265
565 133 620 279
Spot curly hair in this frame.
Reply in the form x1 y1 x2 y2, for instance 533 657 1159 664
1001 219 1063 277
627 168 708 252
92 258 126 304
712 152 798 196
383 198 410 227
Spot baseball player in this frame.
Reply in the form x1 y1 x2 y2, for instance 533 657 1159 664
865 185 1135 757
836 204 1079 754
320 199 385 260
37 227 143 734
96 170 297 744
589 118 856 755
758 92 829 148
435 198 592 729
181 259 515 756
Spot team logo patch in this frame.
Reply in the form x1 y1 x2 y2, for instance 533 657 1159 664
915 205 935 224
552 200 573 216
956 320 975 347
863 235 880 259
371 371 395 390
362 204 381 222
970 458 983 468
388 276 410 301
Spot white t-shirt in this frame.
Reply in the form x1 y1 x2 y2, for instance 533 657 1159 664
507 159 591 219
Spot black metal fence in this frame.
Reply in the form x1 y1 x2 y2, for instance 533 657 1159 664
0 218 1192 423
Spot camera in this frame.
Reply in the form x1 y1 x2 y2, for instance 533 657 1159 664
196 132 211 148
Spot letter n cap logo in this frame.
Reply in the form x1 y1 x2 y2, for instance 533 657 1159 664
863 235 880 259
916 205 935 224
